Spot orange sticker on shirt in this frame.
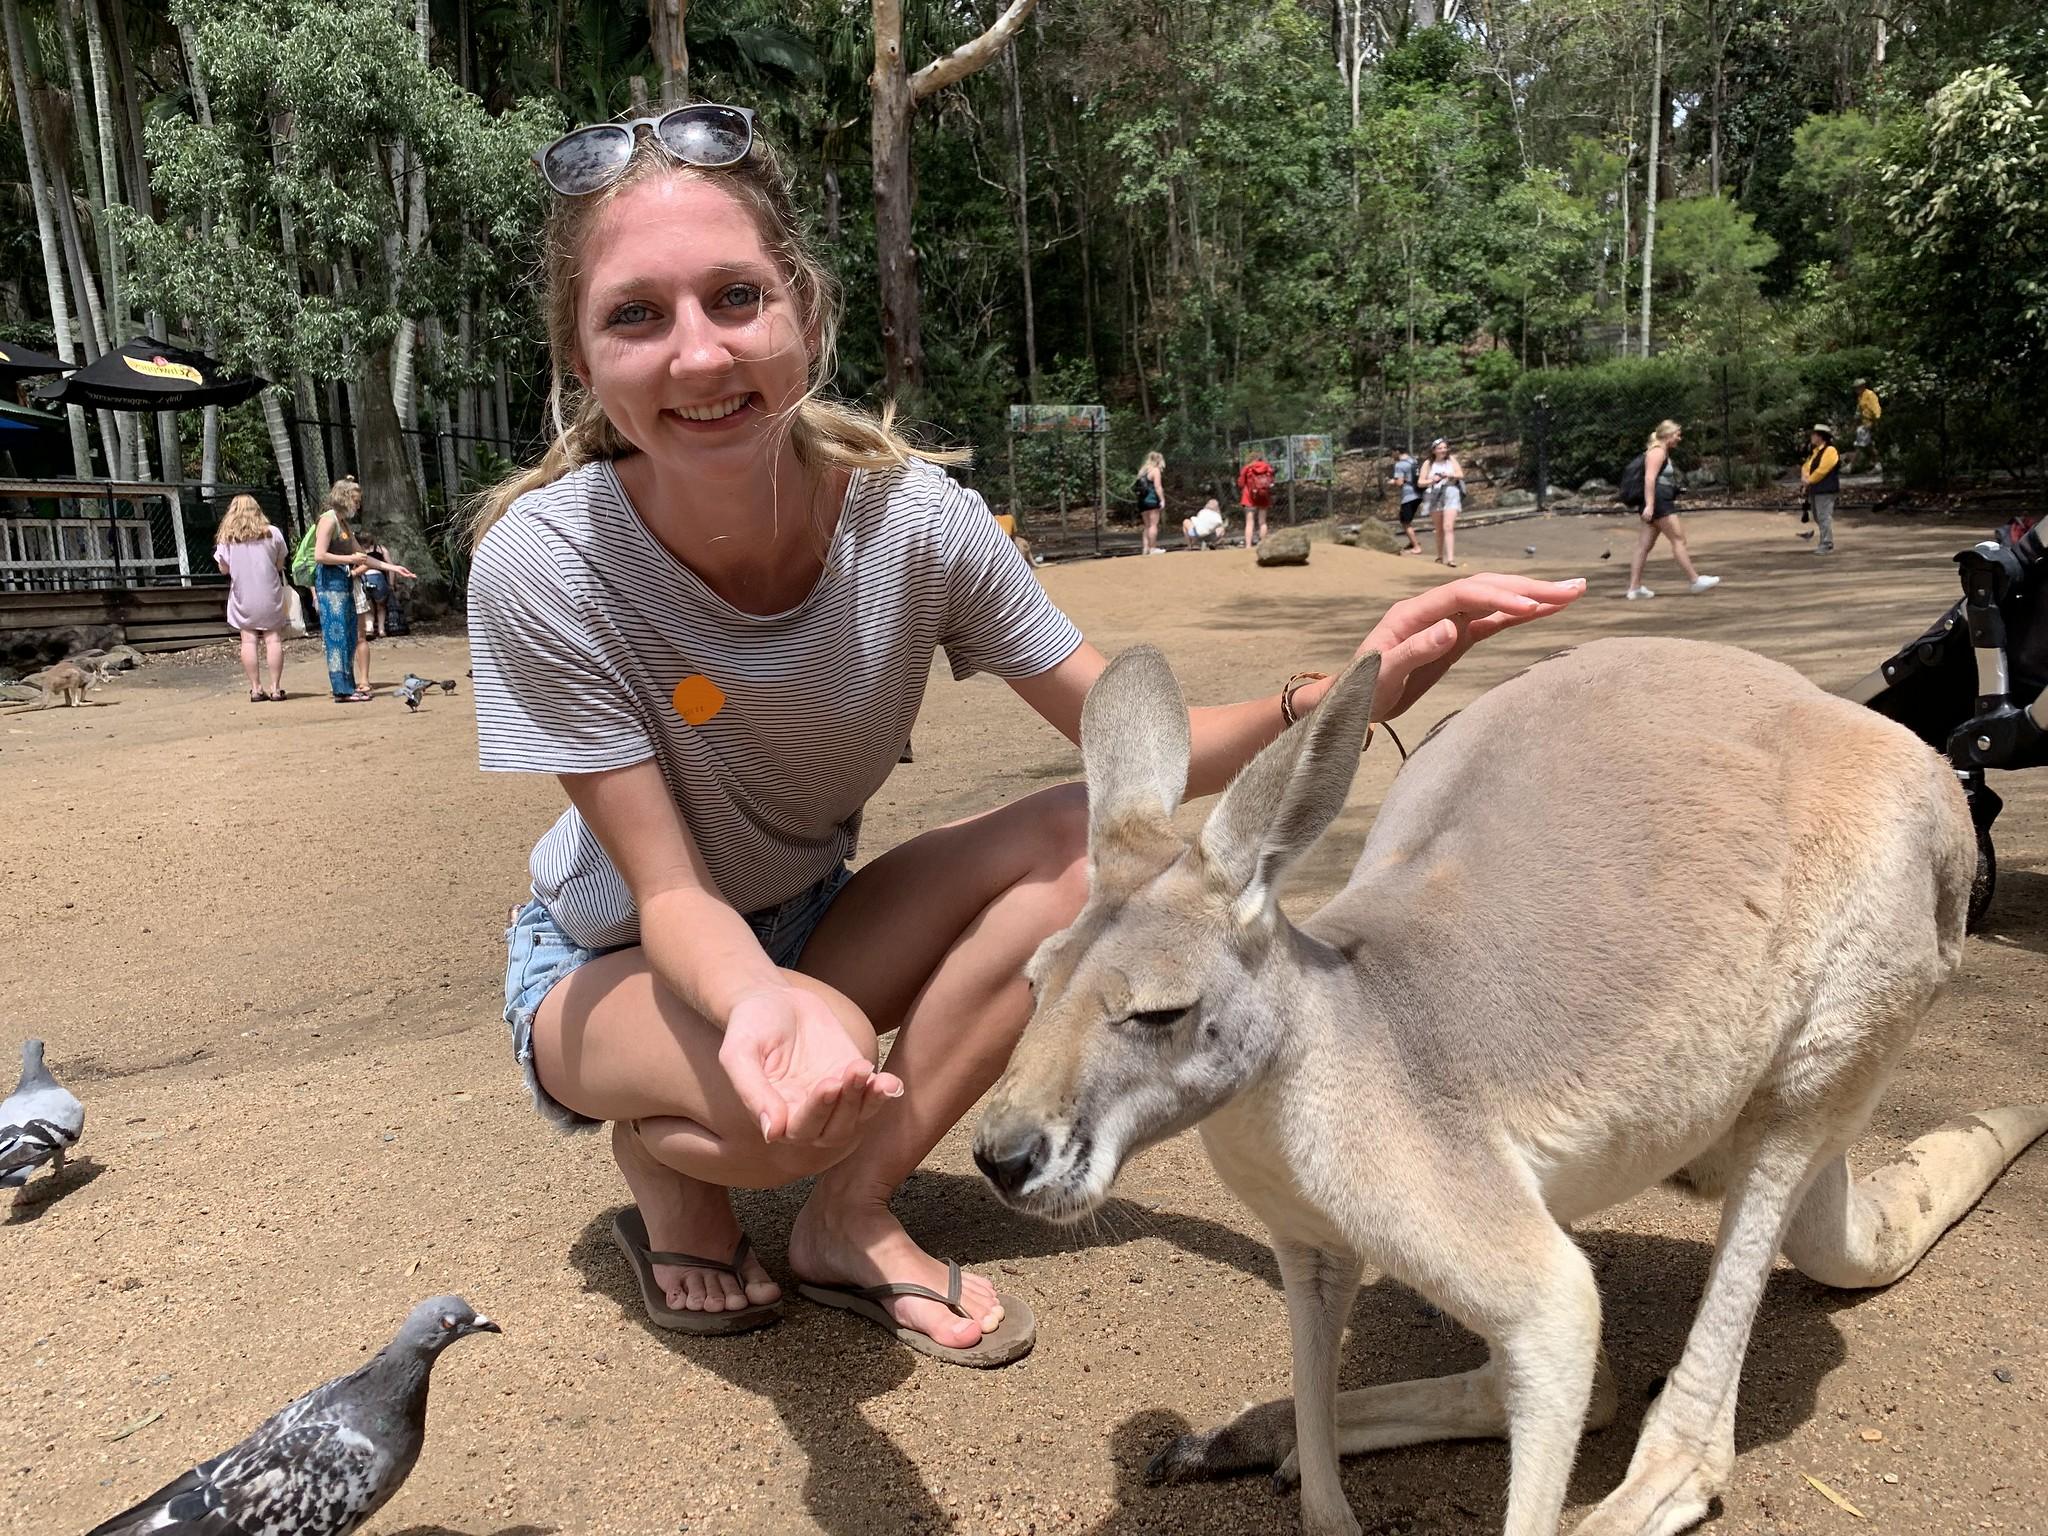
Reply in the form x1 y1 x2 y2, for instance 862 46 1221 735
671 674 726 725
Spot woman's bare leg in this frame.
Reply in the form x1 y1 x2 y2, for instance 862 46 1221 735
530 783 1090 1341
264 631 284 694
531 956 876 1312
1663 515 1703 581
788 783 1092 1348
238 630 261 694
1442 508 1457 566
1629 520 1660 589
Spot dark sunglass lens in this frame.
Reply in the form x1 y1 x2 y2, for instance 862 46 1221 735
659 107 751 167
542 126 633 194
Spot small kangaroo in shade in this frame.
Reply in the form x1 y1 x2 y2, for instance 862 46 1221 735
976 636 2047 1536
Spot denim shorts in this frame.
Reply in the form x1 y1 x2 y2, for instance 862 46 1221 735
502 864 854 1132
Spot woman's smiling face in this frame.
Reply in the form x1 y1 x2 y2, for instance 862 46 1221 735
570 174 811 483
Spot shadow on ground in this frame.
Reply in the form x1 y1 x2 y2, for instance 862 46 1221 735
1078 1227 1857 1533
3 1155 106 1222
566 1180 1861 1535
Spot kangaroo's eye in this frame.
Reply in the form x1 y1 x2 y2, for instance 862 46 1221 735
1126 1007 1190 1029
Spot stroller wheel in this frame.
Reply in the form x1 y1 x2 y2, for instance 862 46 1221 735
1967 825 1997 934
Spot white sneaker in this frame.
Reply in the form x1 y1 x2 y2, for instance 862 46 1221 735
1625 585 1655 600
1689 575 1721 593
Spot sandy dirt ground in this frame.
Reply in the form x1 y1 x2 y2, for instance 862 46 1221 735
4 506 2043 1536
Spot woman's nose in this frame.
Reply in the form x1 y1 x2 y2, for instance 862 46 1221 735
667 304 732 378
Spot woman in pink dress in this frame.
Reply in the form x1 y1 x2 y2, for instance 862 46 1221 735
213 494 290 701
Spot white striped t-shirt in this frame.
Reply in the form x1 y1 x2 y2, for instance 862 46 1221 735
468 457 1083 950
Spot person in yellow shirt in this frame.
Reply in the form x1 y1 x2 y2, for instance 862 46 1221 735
1854 379 1881 471
1800 424 1841 553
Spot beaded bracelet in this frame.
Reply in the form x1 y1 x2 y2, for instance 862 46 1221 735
1280 670 1328 727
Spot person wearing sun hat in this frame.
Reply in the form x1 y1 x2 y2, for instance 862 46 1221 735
1800 423 1841 554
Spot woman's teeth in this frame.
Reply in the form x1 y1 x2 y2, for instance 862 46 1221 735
671 396 750 422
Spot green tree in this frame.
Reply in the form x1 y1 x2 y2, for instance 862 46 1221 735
121 0 555 579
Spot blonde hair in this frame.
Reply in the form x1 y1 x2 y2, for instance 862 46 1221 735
322 477 361 518
213 494 270 545
1142 451 1165 473
1646 419 1683 450
474 127 962 546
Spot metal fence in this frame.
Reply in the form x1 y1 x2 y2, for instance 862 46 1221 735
0 478 252 592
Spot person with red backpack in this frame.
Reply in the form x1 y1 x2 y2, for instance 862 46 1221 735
1238 453 1276 548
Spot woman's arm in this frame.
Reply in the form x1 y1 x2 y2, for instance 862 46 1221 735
1643 445 1665 511
560 760 899 1141
1007 573 1586 797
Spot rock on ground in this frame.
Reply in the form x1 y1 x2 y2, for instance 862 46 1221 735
1256 527 1311 566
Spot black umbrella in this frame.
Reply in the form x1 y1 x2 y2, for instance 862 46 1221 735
0 340 76 386
33 335 266 411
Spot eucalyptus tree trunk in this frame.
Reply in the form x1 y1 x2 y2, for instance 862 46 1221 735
1639 3 1663 358
259 393 302 524
175 21 224 496
1000 41 1037 401
870 0 1039 398
649 0 689 106
4 0 93 475
53 0 102 229
294 375 332 494
49 150 131 475
360 342 442 584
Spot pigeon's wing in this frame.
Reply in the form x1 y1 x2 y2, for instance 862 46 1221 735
87 1424 387 1536
0 1118 76 1184
81 1454 251 1536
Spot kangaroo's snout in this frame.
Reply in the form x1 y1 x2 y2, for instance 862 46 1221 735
973 1126 1049 1197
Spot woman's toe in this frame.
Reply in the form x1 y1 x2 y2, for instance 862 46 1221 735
900 1296 984 1349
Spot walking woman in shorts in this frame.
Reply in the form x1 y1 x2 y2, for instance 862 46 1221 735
1624 420 1720 599
469 102 1584 1364
1420 438 1464 567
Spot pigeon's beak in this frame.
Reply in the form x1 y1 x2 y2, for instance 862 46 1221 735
467 1316 502 1336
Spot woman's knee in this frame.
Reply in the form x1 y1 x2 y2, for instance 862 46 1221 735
1018 781 1093 914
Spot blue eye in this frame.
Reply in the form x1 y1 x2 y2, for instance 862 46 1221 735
606 301 655 327
717 283 765 311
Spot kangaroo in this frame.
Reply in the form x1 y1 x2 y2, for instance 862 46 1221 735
975 636 2048 1536
18 662 95 709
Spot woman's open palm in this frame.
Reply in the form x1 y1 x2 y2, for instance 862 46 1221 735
718 985 902 1147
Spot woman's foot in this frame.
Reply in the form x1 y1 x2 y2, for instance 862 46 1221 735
788 1191 1003 1350
611 1121 781 1313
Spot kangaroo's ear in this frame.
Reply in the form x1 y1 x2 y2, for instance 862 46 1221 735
1080 646 1191 859
1197 652 1380 923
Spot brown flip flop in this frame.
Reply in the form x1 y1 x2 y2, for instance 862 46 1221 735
610 1207 782 1335
797 1260 1036 1368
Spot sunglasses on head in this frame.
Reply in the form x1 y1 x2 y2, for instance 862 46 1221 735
534 103 756 197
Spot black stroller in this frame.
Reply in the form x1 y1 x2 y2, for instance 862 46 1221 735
1845 514 2048 929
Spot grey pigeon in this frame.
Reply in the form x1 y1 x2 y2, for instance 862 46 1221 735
396 674 459 712
85 1295 499 1536
1 1038 84 1201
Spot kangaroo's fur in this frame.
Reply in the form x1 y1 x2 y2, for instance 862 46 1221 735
976 635 2048 1536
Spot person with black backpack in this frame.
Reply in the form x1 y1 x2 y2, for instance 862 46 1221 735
1388 449 1423 554
1621 419 1720 600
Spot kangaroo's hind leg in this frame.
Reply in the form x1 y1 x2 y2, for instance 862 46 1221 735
1783 1107 2048 1288
1573 1109 1852 1536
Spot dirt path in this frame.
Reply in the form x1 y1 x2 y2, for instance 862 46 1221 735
5 506 2043 1535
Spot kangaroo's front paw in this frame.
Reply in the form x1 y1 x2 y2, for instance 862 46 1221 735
1146 1398 1296 1485
1270 1447 1300 1493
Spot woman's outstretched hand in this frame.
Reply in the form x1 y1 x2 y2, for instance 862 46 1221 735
1361 573 1586 720
719 984 904 1147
